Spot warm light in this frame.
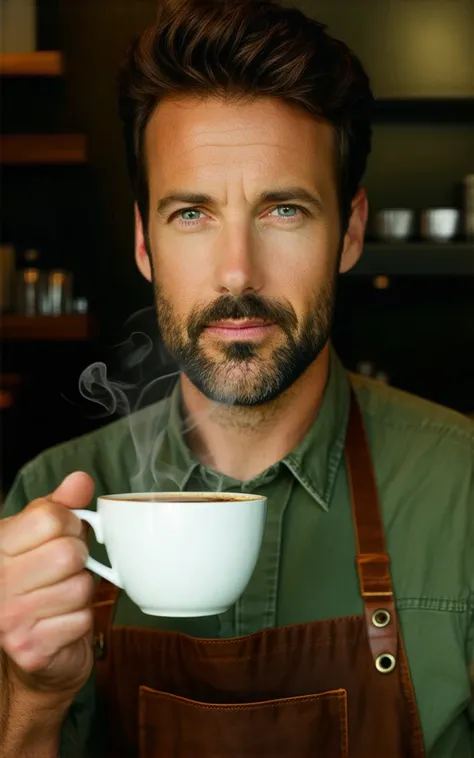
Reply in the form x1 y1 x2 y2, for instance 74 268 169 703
50 272 67 285
373 275 390 290
24 269 40 284
389 6 471 97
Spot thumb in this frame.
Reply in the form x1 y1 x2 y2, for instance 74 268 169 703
50 471 95 510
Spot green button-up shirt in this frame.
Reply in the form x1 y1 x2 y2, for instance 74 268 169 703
3 351 474 757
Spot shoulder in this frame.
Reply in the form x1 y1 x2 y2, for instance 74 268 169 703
350 372 473 540
26 394 172 482
351 372 474 459
350 374 474 598
2 396 172 517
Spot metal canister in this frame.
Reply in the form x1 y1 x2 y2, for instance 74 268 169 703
45 270 73 315
16 268 47 316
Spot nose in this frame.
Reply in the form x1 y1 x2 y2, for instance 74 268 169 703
212 221 263 297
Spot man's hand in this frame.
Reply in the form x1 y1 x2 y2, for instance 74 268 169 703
0 472 95 698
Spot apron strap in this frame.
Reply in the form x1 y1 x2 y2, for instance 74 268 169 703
345 388 399 672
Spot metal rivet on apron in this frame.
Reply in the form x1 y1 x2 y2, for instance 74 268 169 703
375 653 396 674
371 608 391 628
94 632 105 660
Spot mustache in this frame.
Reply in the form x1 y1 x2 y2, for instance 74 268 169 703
187 294 298 341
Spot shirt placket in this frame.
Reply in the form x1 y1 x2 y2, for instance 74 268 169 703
233 473 295 636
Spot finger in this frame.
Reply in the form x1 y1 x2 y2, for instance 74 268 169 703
32 572 94 621
0 473 93 557
5 537 88 595
51 472 94 510
4 609 93 673
1 572 94 631
0 500 84 557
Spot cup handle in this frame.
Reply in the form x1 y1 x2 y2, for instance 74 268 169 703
72 509 124 589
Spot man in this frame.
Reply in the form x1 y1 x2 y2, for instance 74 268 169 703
1 0 473 755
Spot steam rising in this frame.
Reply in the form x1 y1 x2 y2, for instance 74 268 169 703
78 311 226 492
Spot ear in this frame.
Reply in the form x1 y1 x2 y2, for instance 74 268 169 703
134 204 152 282
339 188 368 274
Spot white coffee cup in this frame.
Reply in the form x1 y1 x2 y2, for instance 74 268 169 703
73 492 267 617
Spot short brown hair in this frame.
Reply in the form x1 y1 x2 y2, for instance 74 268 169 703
118 0 374 232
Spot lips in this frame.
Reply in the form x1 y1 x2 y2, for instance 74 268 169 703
207 319 271 330
204 319 276 340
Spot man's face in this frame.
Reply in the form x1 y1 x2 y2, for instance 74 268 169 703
136 96 366 405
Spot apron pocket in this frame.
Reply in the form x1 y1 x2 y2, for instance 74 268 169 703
139 686 348 758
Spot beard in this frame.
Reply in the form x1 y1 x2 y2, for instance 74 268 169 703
153 274 337 407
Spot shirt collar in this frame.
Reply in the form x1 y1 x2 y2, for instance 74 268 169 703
282 348 350 510
157 346 350 509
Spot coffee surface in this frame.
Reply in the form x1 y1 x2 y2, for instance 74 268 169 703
103 494 257 503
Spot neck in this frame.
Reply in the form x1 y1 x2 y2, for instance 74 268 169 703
180 344 331 481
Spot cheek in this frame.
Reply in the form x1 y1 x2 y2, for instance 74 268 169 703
153 217 211 266
260 223 336 309
150 227 207 314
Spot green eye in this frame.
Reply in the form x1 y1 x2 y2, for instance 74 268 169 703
271 205 301 218
180 209 203 221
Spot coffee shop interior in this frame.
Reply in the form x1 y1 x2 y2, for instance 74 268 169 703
1 0 473 502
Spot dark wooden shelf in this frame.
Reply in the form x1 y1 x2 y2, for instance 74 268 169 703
374 98 474 123
0 315 97 341
0 134 86 165
0 51 63 77
350 242 474 276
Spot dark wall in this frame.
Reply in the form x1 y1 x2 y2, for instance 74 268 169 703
298 0 474 99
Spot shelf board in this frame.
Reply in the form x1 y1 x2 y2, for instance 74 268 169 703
0 315 96 342
0 51 63 77
374 98 474 123
0 134 86 165
350 242 474 276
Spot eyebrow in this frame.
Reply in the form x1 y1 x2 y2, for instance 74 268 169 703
156 187 325 217
157 192 212 216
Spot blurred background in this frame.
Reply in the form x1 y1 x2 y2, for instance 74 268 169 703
1 0 473 497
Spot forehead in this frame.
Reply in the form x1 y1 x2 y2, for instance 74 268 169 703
144 96 336 192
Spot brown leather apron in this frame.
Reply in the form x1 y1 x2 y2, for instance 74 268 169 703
92 391 426 757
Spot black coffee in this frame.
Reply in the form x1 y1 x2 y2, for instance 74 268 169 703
104 494 257 503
